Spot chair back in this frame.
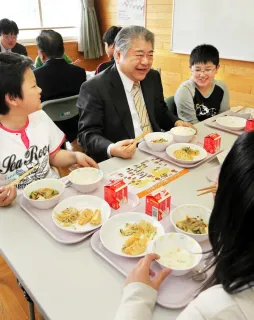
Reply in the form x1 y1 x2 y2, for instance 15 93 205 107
41 95 79 122
165 96 178 116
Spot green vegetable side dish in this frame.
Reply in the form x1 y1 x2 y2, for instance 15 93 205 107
29 188 59 200
176 216 208 234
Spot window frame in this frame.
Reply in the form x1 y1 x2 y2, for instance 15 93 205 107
18 0 78 44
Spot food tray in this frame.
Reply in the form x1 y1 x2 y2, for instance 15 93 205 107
19 178 141 244
138 140 223 169
204 112 245 136
19 187 96 244
91 214 212 309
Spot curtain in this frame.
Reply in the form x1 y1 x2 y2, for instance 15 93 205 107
78 0 103 59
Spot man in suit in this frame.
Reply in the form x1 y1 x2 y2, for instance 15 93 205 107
34 30 86 143
78 26 194 163
0 19 27 55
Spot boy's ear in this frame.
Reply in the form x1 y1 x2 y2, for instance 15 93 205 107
216 64 220 73
5 94 19 108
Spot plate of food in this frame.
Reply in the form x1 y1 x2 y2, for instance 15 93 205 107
216 116 246 131
166 143 207 164
52 195 111 233
100 212 165 258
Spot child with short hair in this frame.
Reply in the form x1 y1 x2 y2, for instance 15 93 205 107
175 44 229 124
0 52 98 207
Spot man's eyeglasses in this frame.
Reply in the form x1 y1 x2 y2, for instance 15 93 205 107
191 67 217 76
2 34 17 40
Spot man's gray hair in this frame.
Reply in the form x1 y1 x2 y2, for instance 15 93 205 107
114 26 154 57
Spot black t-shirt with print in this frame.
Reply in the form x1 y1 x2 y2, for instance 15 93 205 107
194 85 224 121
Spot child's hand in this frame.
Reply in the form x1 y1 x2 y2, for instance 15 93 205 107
0 186 17 207
72 59 81 66
75 152 99 169
125 253 171 291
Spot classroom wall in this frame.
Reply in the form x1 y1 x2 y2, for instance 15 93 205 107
95 0 254 108
26 41 106 71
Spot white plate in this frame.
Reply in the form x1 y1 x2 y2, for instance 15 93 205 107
52 195 111 233
100 212 165 258
166 143 207 164
216 116 246 131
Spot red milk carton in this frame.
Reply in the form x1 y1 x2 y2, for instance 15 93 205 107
245 119 254 132
104 179 128 210
204 133 221 154
146 188 171 221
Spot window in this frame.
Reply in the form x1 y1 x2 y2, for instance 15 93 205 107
1 0 80 43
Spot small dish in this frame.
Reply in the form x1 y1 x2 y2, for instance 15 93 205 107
144 132 173 152
170 127 196 143
152 233 202 276
68 167 103 193
23 178 65 210
170 204 211 242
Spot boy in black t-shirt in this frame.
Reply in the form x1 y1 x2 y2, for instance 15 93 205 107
175 44 229 124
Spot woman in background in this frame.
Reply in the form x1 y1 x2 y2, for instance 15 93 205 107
115 131 254 320
95 26 122 74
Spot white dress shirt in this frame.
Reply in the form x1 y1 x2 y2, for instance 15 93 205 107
107 64 146 157
0 42 11 53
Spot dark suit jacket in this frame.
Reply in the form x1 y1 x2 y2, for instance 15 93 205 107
78 65 179 162
0 42 27 56
34 58 87 142
95 58 115 74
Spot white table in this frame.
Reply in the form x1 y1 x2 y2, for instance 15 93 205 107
0 122 237 320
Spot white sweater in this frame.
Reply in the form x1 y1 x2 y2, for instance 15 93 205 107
114 283 254 320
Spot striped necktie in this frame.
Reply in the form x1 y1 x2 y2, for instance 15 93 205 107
132 82 152 133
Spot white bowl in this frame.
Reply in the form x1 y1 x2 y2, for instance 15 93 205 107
152 233 202 276
144 132 173 152
170 204 211 242
166 143 207 164
23 178 65 210
68 167 103 193
170 127 196 143
216 116 246 131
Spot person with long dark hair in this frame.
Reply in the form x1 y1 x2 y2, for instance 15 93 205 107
114 131 254 320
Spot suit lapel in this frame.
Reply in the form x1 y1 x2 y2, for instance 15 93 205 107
109 66 135 138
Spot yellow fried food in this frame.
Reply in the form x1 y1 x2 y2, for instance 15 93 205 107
78 208 94 225
120 220 157 240
121 236 148 255
90 209 102 225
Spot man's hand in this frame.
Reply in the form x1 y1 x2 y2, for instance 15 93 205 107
175 120 197 133
111 139 137 159
125 253 171 291
75 152 99 168
0 186 17 207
